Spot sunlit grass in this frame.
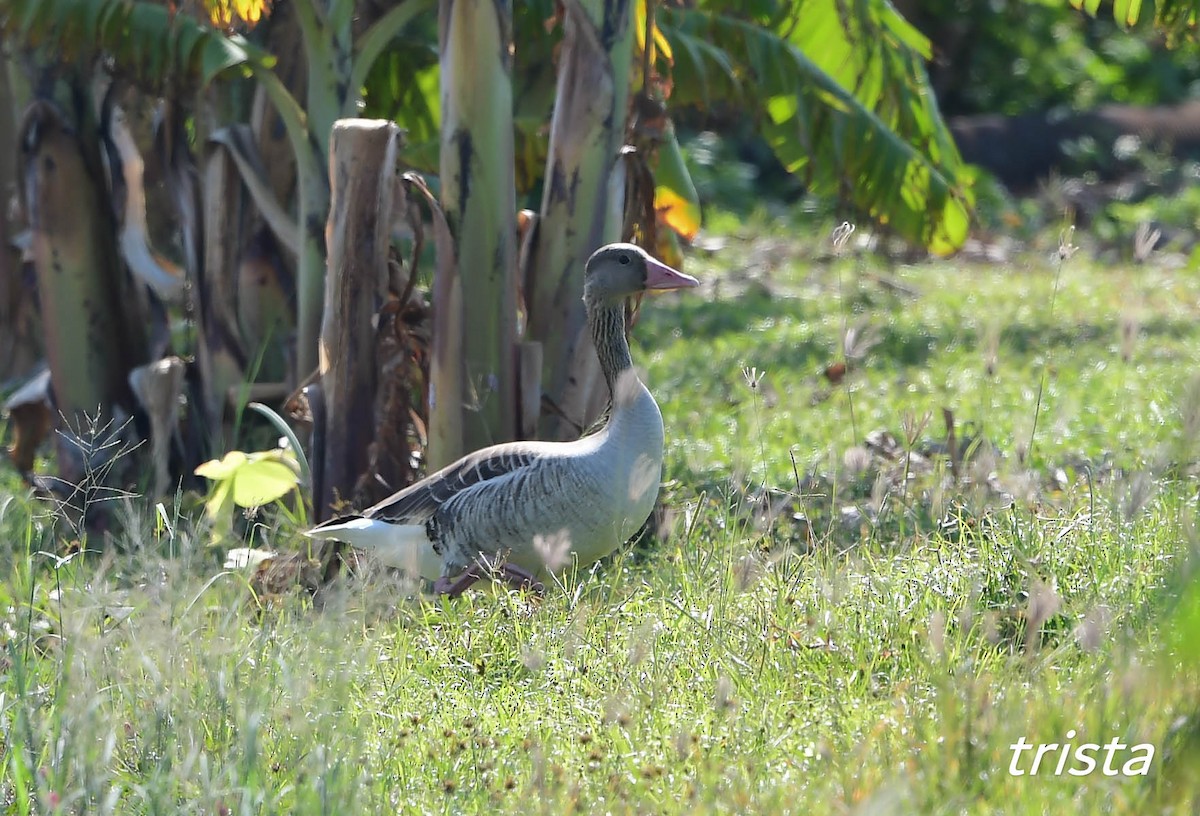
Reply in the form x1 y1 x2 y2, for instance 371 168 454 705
2 216 1200 813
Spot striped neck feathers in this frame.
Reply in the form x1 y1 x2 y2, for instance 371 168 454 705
588 300 633 396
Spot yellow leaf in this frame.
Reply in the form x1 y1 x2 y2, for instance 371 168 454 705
206 0 271 28
634 0 672 65
236 0 270 24
212 4 232 26
655 187 701 241
651 122 701 241
653 25 673 64
929 197 971 257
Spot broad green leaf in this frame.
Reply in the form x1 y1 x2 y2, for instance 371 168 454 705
390 61 441 170
881 6 932 60
766 95 799 128
2 0 272 91
196 449 299 508
1168 578 1200 670
230 454 300 508
661 4 973 255
194 450 249 481
204 477 234 520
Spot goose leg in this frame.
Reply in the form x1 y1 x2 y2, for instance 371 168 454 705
494 562 545 594
434 560 545 597
433 564 487 596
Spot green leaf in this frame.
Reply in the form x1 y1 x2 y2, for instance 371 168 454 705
880 6 932 60
204 477 234 520
652 122 702 241
661 4 973 255
196 449 299 509
1156 0 1200 45
247 402 311 486
1113 0 1143 26
230 454 300 508
2 0 270 92
766 95 799 127
1061 0 1196 47
195 451 249 481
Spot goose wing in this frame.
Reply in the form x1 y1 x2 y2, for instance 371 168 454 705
361 442 549 525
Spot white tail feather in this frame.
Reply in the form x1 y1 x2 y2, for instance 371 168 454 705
306 518 440 581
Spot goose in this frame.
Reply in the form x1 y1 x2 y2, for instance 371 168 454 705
305 243 698 595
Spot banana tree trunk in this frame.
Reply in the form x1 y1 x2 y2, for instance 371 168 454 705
197 133 252 429
295 169 330 385
317 119 400 521
290 0 351 384
251 0 305 211
430 0 519 467
18 98 145 483
258 0 430 391
0 59 39 382
524 0 635 440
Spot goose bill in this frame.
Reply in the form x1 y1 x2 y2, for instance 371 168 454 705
644 258 700 291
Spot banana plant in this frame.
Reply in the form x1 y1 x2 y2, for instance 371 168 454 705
18 96 148 490
523 0 638 440
1 0 433 503
429 0 519 467
658 0 973 255
0 55 39 384
3 0 433 376
1 0 982 535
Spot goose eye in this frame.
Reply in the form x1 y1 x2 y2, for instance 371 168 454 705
618 253 631 265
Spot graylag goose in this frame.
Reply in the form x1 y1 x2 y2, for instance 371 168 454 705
306 243 698 594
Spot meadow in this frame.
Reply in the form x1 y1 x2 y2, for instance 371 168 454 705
2 215 1199 813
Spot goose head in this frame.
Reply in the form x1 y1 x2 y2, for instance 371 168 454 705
583 243 699 306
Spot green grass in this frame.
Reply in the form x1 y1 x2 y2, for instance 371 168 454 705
3 218 1200 813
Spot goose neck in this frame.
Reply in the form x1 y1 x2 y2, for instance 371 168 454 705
588 301 632 394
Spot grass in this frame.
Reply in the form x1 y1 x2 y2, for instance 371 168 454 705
3 214 1200 813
